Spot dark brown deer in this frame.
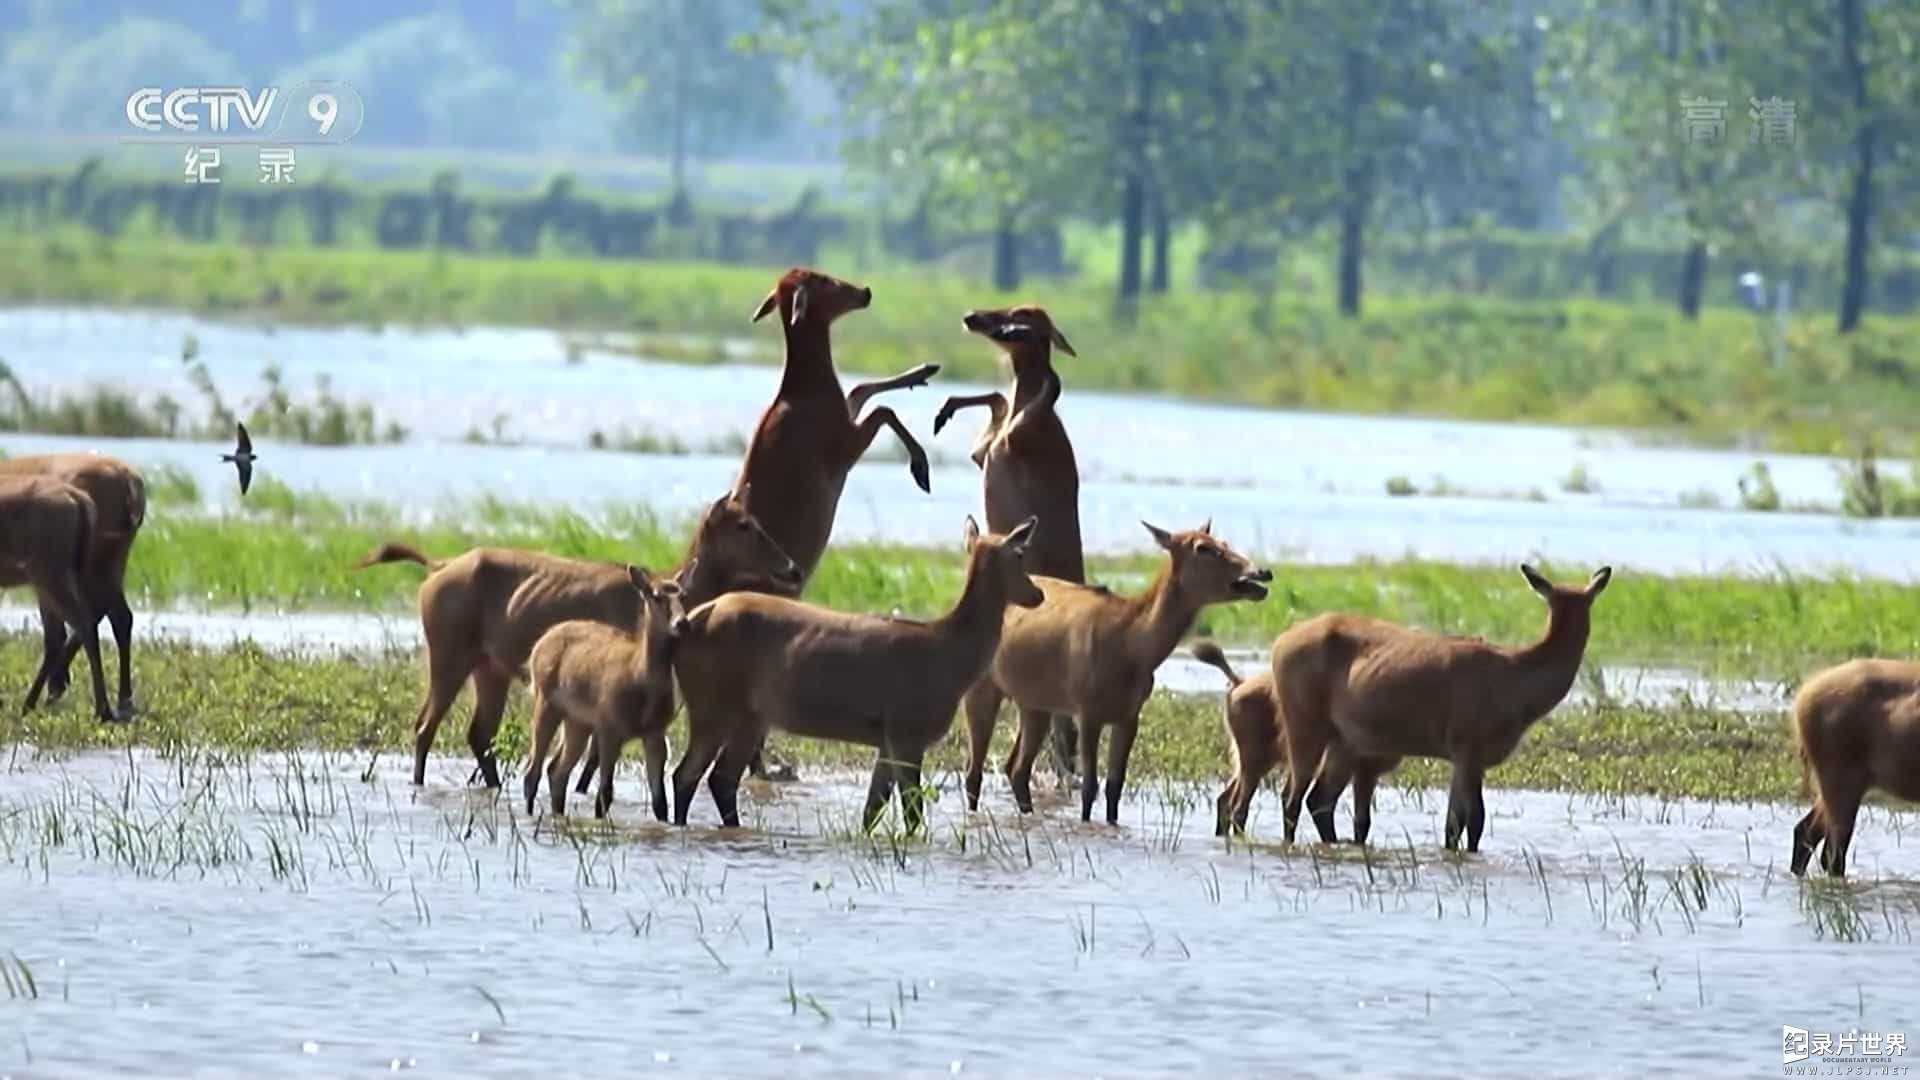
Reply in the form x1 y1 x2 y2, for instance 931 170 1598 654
1 453 144 722
0 475 115 723
934 304 1086 786
1789 658 1920 878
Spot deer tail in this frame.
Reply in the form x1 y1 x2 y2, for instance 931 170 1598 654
1189 639 1242 688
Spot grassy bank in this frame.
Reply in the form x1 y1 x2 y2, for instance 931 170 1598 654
6 236 1920 453
48 485 1920 679
0 637 1799 806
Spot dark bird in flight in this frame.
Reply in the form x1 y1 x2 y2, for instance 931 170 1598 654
221 422 257 494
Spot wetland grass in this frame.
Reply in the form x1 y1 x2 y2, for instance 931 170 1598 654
81 487 1920 678
0 635 1804 803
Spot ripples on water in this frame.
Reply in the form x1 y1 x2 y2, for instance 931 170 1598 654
0 750 1916 1079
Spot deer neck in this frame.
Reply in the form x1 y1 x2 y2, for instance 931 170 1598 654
1501 606 1593 736
934 555 1013 678
1006 349 1055 411
777 320 845 399
1128 559 1201 668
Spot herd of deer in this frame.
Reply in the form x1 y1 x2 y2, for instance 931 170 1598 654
3 266 1916 876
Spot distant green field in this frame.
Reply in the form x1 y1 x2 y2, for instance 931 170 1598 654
4 233 1917 453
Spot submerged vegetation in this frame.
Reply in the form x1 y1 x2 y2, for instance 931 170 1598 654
0 636 1800 804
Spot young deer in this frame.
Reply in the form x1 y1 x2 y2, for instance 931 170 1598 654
732 266 942 779
354 486 799 820
933 304 1087 786
0 475 116 724
1789 658 1920 878
524 566 689 819
2 453 145 722
669 516 1043 834
1273 564 1611 853
962 521 1273 824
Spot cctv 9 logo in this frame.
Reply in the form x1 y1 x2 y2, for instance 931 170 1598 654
123 81 365 144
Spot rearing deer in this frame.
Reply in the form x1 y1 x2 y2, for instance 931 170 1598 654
933 304 1086 786
730 267 941 779
1272 564 1612 853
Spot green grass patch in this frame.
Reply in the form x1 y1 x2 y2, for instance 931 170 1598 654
7 235 1920 453
77 486 1920 679
0 636 1799 805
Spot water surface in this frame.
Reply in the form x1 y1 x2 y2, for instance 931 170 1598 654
0 749 1914 1079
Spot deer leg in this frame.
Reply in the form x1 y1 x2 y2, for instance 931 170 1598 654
572 732 600 795
931 392 1006 437
1790 806 1825 877
1076 715 1102 823
592 732 624 819
1046 713 1080 788
889 736 929 836
1816 773 1866 878
1464 766 1489 853
848 405 931 493
1350 761 1384 846
961 680 1004 811
549 722 593 817
37 576 113 724
32 598 70 706
524 696 563 815
465 664 512 789
707 739 755 829
410 649 473 787
860 754 897 833
1007 707 1051 814
637 728 670 823
670 726 725 827
1101 716 1139 826
845 362 940 417
1304 743 1354 844
102 583 135 720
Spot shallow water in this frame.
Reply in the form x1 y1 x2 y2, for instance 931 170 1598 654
0 606 1789 712
0 748 1914 1079
8 306 1920 579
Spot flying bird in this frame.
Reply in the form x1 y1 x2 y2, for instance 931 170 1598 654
221 422 257 495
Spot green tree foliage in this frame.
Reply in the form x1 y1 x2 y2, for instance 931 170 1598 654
560 0 789 195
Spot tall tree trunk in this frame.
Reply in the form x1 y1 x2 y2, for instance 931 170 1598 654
1838 0 1873 334
1149 192 1171 293
1117 174 1145 315
992 210 1020 292
1114 12 1157 321
1337 177 1369 317
1336 46 1370 318
1677 237 1708 319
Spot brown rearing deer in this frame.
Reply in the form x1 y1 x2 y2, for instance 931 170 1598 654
1272 564 1611 853
524 566 689 819
1 453 145 722
726 266 941 782
668 515 1043 834
353 486 799 820
1789 658 1920 878
933 304 1087 788
962 520 1273 824
0 475 116 724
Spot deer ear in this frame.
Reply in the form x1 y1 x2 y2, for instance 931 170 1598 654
1049 323 1077 357
1586 566 1613 596
732 481 752 505
1199 517 1213 536
963 514 981 550
1142 520 1176 551
1519 563 1553 599
1006 516 1039 550
751 289 779 323
627 563 658 598
788 282 811 326
675 556 699 590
